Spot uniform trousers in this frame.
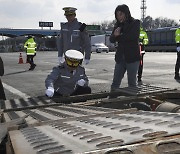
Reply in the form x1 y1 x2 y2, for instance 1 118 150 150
0 78 6 100
111 58 140 90
27 54 35 64
175 51 180 77
27 54 36 69
138 52 145 80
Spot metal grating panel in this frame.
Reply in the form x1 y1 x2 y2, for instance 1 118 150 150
0 96 56 111
9 110 180 154
88 138 180 154
3 104 119 125
117 84 173 96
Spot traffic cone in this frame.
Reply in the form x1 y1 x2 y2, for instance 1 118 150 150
18 52 24 64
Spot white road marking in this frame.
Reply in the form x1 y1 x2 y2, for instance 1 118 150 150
89 78 110 84
2 82 30 98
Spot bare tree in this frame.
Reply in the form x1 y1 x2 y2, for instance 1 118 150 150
142 16 179 30
91 16 179 31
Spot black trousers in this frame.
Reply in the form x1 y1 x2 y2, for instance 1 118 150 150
27 55 36 67
138 53 145 79
54 86 91 97
175 52 180 76
0 78 6 100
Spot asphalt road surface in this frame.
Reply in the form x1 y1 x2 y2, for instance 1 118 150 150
1 51 179 100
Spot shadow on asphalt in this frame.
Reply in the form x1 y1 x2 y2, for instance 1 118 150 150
4 70 29 76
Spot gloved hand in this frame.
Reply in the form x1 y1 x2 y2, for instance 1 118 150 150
77 79 86 86
58 56 65 64
84 59 90 65
45 87 54 97
177 46 180 52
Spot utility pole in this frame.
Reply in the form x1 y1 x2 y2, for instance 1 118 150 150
140 0 147 22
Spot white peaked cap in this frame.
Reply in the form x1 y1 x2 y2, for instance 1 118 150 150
65 50 83 60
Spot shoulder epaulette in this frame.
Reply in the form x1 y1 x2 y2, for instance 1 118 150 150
79 23 87 32
60 22 67 28
78 22 82 25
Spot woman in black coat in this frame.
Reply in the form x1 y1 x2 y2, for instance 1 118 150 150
0 56 6 100
110 4 140 91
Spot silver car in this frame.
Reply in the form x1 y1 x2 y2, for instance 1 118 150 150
91 43 109 53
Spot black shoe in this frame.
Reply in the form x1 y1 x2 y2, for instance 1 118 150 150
29 64 36 71
174 76 180 80
138 78 142 82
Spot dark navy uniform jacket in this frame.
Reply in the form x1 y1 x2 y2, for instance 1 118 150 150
45 63 89 96
57 18 91 60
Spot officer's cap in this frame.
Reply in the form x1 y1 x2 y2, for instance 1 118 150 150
65 50 83 61
63 7 77 16
65 50 83 67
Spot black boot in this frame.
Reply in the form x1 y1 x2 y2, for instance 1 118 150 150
174 75 180 80
137 77 142 82
29 64 36 70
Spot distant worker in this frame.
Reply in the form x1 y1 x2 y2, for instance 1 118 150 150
175 27 180 80
45 49 91 98
137 26 149 82
0 56 6 100
56 7 91 65
24 35 37 70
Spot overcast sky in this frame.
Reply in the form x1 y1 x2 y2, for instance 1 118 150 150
0 0 179 29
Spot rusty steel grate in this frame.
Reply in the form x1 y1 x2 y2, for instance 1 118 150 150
117 84 173 96
0 84 174 111
9 110 180 154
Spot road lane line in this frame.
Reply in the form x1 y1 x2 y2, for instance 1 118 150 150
2 82 30 98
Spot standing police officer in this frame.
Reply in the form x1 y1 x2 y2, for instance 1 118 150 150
24 36 37 70
45 49 91 98
175 27 180 80
137 26 149 82
57 7 91 65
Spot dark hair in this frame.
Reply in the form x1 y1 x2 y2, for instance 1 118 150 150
28 35 33 39
115 4 132 22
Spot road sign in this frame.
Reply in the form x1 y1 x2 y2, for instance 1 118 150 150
86 25 101 31
39 22 53 28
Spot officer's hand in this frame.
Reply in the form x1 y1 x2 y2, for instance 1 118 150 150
77 79 86 86
177 47 180 52
84 59 90 65
45 87 54 97
58 56 65 64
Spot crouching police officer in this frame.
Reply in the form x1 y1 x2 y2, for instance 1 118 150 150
45 49 91 98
